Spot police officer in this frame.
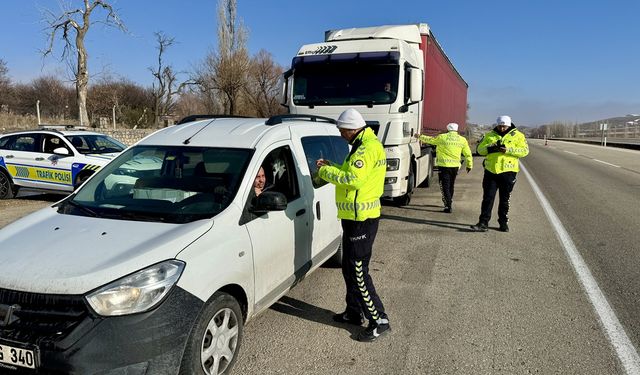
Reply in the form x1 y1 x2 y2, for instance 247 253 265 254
316 108 390 342
471 115 529 232
415 122 473 213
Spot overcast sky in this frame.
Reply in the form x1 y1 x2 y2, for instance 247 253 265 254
1 0 639 126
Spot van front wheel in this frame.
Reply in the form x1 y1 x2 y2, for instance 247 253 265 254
180 292 244 375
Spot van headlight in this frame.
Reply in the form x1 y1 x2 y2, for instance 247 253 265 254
86 260 185 316
386 158 400 171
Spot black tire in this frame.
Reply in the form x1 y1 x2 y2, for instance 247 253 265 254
180 292 244 375
325 242 343 268
394 165 415 206
74 172 92 190
0 170 18 199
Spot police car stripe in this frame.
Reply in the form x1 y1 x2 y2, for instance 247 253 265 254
82 164 100 171
6 162 71 172
14 166 29 178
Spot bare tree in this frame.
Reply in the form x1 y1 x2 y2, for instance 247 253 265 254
150 31 182 126
89 76 154 128
196 0 249 115
0 59 12 112
244 50 285 117
42 0 126 126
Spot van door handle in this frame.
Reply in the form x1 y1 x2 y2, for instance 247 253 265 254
35 157 45 161
315 202 321 220
296 209 306 217
5 155 14 159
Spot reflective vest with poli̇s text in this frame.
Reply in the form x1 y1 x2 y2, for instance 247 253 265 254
318 127 386 221
418 131 473 168
477 126 529 174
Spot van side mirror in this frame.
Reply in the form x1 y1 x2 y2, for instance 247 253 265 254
250 191 287 213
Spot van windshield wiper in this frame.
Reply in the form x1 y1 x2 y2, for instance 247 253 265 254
66 200 99 217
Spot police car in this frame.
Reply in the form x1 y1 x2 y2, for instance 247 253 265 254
0 115 347 374
0 125 126 198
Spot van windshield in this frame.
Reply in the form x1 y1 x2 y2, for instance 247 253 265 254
59 146 253 223
292 54 399 106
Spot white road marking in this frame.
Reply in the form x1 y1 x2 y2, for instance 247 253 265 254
563 150 578 155
593 159 621 168
522 164 640 375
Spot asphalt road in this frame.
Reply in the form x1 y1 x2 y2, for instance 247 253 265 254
525 140 640 352
1 141 638 374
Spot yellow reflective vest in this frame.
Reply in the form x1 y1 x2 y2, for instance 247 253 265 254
477 126 529 174
418 131 473 169
318 127 386 221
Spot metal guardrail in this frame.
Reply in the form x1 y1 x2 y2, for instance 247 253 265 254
550 138 640 151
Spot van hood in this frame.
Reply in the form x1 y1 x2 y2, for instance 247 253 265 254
0 206 213 295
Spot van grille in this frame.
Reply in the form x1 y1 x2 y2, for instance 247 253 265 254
0 288 90 347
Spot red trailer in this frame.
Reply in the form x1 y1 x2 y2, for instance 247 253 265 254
420 30 468 135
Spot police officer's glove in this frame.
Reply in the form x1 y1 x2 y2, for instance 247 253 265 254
486 144 500 153
466 167 472 173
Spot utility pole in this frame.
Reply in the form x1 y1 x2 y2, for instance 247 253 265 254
112 105 116 129
36 100 41 125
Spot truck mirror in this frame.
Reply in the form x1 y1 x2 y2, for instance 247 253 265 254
280 70 292 107
409 68 423 102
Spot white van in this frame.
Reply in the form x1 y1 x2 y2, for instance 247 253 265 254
0 115 348 374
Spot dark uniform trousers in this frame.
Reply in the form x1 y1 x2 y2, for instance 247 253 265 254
438 166 459 209
479 170 517 225
341 218 387 323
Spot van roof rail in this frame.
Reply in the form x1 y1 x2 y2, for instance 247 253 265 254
265 114 337 126
177 115 250 125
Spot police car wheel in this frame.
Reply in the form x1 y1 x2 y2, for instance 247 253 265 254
0 171 17 199
74 172 91 190
180 292 243 375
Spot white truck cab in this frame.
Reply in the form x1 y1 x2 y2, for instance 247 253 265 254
0 115 346 374
283 24 468 206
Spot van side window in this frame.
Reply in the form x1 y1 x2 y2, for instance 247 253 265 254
300 135 350 189
260 146 300 201
240 146 300 225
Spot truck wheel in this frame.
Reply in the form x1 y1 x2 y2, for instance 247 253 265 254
180 292 243 375
394 166 415 206
0 170 18 199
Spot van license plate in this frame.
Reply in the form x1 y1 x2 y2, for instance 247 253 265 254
0 343 37 369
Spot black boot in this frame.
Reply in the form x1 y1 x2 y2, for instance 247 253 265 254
332 311 364 326
357 319 391 342
470 222 488 232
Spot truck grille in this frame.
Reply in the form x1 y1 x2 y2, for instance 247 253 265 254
0 288 91 348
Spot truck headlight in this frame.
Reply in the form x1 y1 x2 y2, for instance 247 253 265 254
385 177 398 184
86 260 185 316
386 158 400 171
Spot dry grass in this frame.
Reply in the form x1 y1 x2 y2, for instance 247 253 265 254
0 113 81 132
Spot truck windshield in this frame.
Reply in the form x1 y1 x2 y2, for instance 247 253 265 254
59 146 252 224
293 61 399 106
